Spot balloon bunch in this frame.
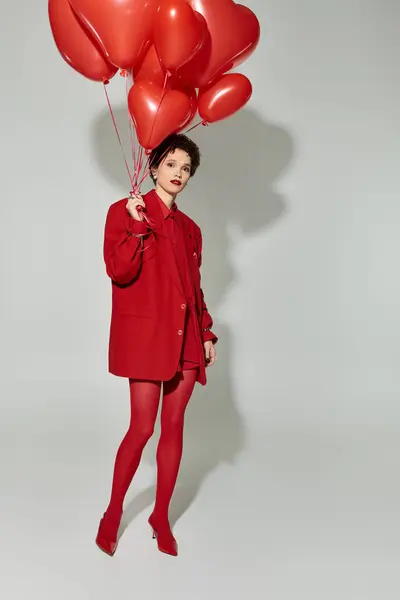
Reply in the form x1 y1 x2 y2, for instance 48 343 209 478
49 0 260 189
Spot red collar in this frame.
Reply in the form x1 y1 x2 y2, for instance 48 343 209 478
156 193 178 220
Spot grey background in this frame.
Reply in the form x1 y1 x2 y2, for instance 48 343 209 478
1 0 399 598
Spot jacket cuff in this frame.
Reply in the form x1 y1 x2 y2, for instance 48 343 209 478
127 216 150 236
202 328 218 344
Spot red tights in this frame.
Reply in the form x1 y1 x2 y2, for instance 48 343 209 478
105 370 197 529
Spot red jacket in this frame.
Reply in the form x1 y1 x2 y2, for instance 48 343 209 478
103 189 217 385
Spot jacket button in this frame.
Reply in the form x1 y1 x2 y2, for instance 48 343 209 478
178 329 183 336
181 304 186 310
193 252 197 257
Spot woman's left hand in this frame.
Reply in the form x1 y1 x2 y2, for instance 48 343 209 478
204 341 216 366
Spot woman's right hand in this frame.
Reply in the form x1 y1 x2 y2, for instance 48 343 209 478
126 194 146 221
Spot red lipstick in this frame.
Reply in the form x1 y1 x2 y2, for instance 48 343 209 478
170 180 182 186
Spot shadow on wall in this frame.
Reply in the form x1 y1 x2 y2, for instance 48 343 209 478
90 108 294 527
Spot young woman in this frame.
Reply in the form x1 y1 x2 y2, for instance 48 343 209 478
96 134 217 557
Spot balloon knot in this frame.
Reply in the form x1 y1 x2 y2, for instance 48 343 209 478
145 149 151 156
102 78 110 85
120 69 128 78
202 121 208 126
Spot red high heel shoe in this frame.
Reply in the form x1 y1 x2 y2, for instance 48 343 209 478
95 512 121 557
148 514 178 557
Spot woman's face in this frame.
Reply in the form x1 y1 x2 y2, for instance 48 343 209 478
152 148 192 196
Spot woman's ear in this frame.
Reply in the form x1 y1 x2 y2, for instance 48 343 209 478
151 167 157 180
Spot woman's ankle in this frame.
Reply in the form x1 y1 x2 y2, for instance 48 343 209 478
104 505 123 523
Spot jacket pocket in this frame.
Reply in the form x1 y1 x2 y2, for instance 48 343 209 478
112 286 154 318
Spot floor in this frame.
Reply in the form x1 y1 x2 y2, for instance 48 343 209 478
1 379 399 600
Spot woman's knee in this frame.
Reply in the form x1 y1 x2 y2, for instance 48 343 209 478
161 412 185 433
126 420 155 447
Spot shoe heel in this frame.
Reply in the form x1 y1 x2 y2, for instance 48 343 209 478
148 516 178 556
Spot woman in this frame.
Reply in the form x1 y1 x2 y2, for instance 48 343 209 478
96 134 217 557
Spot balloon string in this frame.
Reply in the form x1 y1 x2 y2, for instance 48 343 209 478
146 70 170 154
126 71 137 176
185 119 207 133
135 142 171 192
135 141 173 231
134 71 170 192
103 71 180 197
137 146 145 186
103 82 135 191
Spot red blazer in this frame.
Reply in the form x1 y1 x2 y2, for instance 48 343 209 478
103 189 217 385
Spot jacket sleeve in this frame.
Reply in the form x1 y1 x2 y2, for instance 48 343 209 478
197 232 218 344
103 201 151 285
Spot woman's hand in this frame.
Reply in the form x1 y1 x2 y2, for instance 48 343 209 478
204 341 216 366
126 194 146 221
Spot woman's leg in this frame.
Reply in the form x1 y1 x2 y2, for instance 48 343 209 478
150 370 197 542
96 379 161 554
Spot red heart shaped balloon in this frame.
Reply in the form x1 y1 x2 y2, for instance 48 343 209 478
69 0 159 70
177 87 198 131
128 80 192 149
179 0 260 88
198 73 252 123
133 44 198 130
49 0 117 82
154 1 206 71
134 46 195 88
133 44 166 88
